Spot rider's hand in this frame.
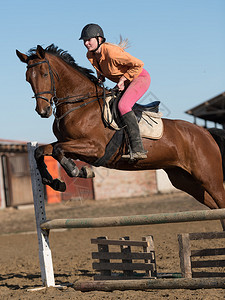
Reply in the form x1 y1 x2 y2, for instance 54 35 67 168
117 76 127 91
98 75 105 83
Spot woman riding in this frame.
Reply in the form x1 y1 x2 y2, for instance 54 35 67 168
79 23 151 161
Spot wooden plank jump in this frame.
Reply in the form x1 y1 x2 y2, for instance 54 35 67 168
178 231 225 278
91 236 156 280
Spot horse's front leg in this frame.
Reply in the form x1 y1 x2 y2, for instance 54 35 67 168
58 154 95 179
52 139 104 179
35 143 66 192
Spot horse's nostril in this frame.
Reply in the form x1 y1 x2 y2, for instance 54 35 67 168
35 106 52 118
43 106 52 118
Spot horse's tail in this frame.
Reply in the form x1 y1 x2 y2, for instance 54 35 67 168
208 128 225 180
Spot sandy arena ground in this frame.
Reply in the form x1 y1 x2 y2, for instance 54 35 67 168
0 192 225 299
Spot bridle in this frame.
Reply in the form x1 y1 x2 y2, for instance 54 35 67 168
27 57 103 111
26 57 114 127
27 58 58 105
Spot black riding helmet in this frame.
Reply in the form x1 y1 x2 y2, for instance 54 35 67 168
79 24 106 52
79 23 106 41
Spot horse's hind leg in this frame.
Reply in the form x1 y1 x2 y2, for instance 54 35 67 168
198 168 225 230
165 168 220 209
187 137 225 210
165 167 225 231
189 155 225 210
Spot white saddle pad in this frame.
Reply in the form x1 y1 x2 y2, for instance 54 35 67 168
103 96 164 140
139 111 163 140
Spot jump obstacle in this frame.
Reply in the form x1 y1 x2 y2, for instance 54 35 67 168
40 208 225 230
27 142 225 290
91 235 157 280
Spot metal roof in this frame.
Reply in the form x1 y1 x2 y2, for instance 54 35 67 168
185 91 225 125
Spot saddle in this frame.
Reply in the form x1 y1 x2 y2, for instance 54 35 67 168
103 89 164 140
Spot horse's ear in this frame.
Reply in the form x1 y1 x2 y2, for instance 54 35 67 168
16 50 28 63
36 45 45 59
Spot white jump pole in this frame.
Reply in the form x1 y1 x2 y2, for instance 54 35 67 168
27 142 55 288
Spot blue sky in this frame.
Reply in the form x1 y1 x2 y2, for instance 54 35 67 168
1 0 225 143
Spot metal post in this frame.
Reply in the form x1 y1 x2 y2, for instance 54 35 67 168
27 142 55 287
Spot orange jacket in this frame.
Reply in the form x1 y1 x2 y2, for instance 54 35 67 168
87 43 144 83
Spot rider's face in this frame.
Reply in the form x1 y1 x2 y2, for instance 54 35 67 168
83 38 98 51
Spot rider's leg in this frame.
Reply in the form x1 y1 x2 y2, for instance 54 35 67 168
118 69 150 160
121 110 148 160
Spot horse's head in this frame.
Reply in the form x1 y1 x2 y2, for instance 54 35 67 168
16 45 55 118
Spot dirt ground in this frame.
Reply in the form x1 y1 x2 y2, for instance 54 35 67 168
0 191 225 299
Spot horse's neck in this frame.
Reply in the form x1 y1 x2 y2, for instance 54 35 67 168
51 56 98 97
51 55 115 145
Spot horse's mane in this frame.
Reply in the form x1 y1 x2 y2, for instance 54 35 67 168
27 44 99 84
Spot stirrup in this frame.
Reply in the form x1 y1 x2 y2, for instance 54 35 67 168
122 151 148 161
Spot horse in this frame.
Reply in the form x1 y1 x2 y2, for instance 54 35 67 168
208 128 225 180
16 44 225 229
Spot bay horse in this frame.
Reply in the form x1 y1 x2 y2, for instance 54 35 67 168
208 128 225 180
16 44 225 229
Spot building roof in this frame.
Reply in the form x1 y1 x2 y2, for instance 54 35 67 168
0 144 27 153
0 139 27 153
185 91 225 125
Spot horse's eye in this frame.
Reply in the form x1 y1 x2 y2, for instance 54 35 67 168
43 73 48 78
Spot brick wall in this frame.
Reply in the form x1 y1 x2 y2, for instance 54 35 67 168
93 167 157 200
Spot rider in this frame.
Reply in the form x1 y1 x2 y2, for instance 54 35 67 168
79 23 151 160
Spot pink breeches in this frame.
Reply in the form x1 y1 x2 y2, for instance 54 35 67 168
118 68 151 116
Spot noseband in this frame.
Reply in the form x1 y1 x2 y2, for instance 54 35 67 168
27 58 58 105
26 56 112 127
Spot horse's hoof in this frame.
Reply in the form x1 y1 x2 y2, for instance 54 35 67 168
51 179 66 192
79 166 95 178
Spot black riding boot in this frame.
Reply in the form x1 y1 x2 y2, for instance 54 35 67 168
121 111 148 160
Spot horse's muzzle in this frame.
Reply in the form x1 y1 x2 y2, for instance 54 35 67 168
36 105 52 118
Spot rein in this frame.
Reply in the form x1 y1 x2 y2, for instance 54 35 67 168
53 83 109 128
27 58 113 127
